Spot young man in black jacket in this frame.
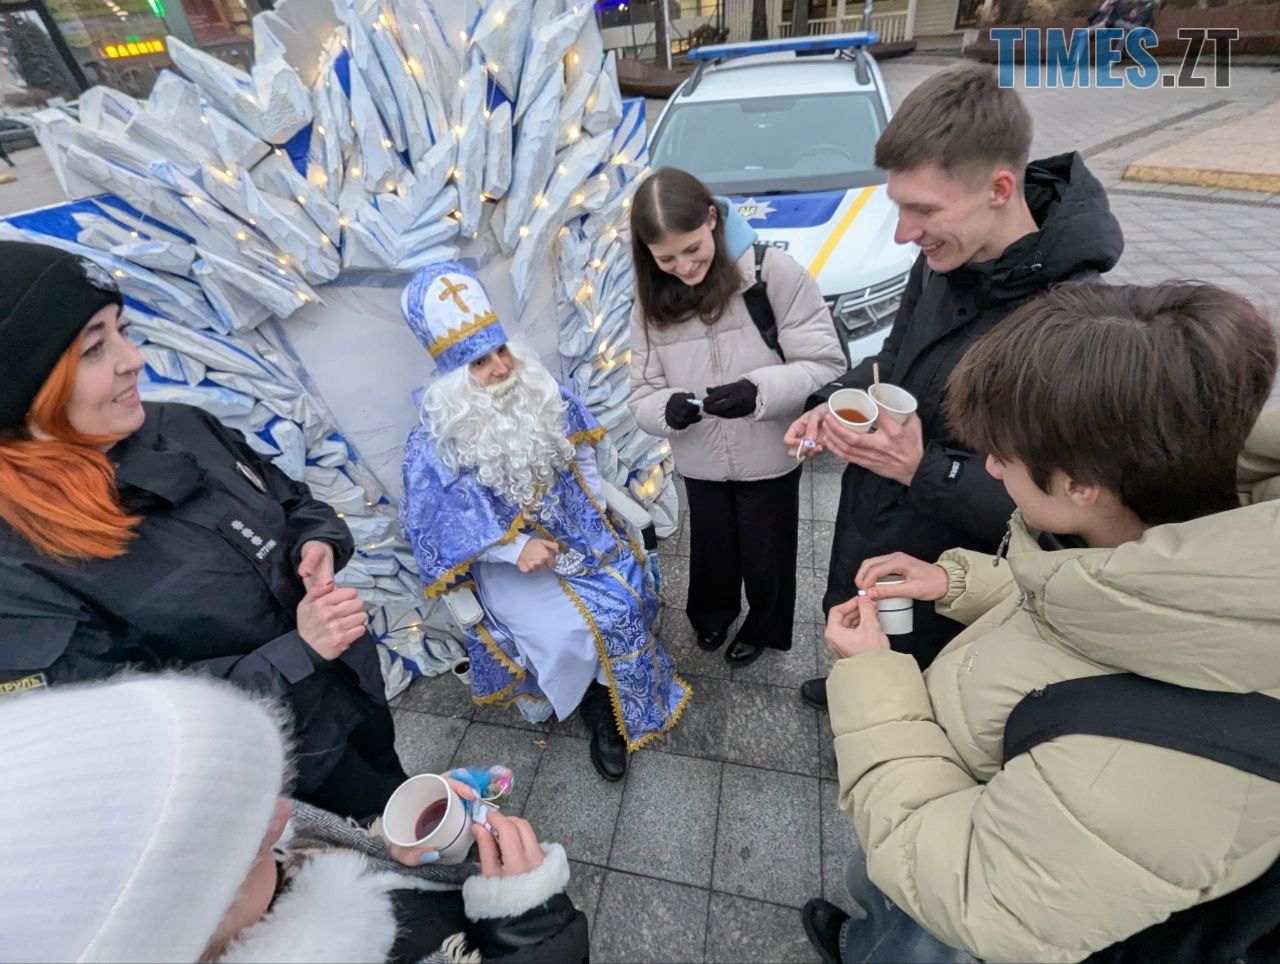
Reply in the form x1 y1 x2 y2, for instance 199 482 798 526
786 64 1124 709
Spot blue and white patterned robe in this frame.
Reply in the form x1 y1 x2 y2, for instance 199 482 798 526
400 387 689 750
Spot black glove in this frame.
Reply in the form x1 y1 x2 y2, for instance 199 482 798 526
665 392 703 430
702 379 758 419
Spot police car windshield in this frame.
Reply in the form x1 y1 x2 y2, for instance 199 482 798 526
650 90 886 195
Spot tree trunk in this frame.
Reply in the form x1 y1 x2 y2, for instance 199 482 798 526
751 0 769 39
653 0 671 68
793 0 811 35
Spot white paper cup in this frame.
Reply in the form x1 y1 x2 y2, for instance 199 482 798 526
868 384 918 424
827 388 879 434
382 773 474 863
874 577 914 636
452 657 472 687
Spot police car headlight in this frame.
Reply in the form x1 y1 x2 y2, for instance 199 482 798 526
826 271 910 341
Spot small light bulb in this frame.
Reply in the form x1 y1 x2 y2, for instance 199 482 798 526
573 193 586 205
519 225 530 237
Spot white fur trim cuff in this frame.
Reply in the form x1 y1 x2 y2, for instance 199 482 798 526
461 843 570 920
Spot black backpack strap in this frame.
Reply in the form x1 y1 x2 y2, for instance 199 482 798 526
1005 673 1280 780
743 242 784 362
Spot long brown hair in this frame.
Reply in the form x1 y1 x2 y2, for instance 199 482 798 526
947 281 1278 526
629 167 742 329
0 342 141 562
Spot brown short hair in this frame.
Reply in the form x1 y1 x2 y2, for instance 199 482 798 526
874 64 1033 184
629 167 741 329
947 282 1278 526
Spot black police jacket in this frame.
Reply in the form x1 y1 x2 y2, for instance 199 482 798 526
808 153 1125 667
0 402 386 792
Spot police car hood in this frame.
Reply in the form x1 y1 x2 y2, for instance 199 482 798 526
970 152 1124 303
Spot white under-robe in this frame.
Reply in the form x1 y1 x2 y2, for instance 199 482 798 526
468 443 609 720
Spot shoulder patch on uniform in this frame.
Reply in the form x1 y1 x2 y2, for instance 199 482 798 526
1 673 48 696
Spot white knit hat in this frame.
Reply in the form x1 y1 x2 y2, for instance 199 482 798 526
0 674 287 963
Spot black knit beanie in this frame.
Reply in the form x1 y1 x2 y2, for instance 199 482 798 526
0 241 125 430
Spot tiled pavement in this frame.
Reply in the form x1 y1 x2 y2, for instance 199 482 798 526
393 63 1280 963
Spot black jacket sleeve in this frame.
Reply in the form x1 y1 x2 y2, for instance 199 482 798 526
468 894 590 963
189 407 355 571
803 254 927 412
0 558 316 695
905 442 1016 546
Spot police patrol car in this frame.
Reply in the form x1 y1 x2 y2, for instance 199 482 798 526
648 33 915 365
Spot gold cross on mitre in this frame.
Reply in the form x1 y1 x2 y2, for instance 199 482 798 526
438 277 472 314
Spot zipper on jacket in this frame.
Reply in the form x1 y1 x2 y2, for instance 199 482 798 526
994 522 1012 565
706 325 739 477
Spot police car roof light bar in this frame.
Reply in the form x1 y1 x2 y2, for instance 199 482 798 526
683 31 879 96
686 31 878 62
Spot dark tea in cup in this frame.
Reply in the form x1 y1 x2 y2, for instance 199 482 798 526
833 408 869 424
414 798 450 840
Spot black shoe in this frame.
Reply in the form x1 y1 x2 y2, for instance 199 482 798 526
801 898 849 964
696 627 728 652
725 638 765 668
800 676 829 711
580 683 627 781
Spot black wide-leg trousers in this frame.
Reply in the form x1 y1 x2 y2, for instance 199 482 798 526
683 466 802 651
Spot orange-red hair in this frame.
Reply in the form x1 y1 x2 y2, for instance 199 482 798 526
0 343 141 562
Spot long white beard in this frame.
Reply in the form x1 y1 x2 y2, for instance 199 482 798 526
420 347 575 511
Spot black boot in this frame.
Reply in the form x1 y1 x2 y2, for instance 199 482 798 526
696 627 728 652
725 638 765 668
800 676 829 711
801 898 849 964
579 682 627 781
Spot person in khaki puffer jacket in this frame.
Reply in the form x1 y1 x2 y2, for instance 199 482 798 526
629 168 845 667
808 281 1280 963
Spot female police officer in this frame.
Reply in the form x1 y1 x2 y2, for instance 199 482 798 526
0 241 406 820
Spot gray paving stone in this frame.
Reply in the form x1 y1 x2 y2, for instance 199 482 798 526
611 751 722 887
796 566 827 624
521 733 626 864
567 860 607 932
448 721 546 815
732 622 819 688
393 709 469 778
659 554 691 611
713 764 822 908
797 470 814 520
811 471 842 524
724 681 820 776
810 520 835 571
821 779 866 918
471 700 552 732
706 893 824 964
395 671 475 720
819 707 838 781
591 871 709 964
653 674 730 760
663 611 734 680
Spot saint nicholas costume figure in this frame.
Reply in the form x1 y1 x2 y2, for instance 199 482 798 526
399 262 688 780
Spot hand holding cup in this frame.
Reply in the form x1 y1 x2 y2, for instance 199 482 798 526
856 552 949 603
386 776 479 867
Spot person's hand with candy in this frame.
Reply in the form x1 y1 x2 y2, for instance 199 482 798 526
474 813 546 878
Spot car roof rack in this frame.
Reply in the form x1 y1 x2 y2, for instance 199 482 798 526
683 31 879 97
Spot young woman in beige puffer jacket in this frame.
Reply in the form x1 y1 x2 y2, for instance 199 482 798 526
628 168 845 668
816 282 1280 964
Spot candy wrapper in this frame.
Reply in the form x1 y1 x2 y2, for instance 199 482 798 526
448 764 515 810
